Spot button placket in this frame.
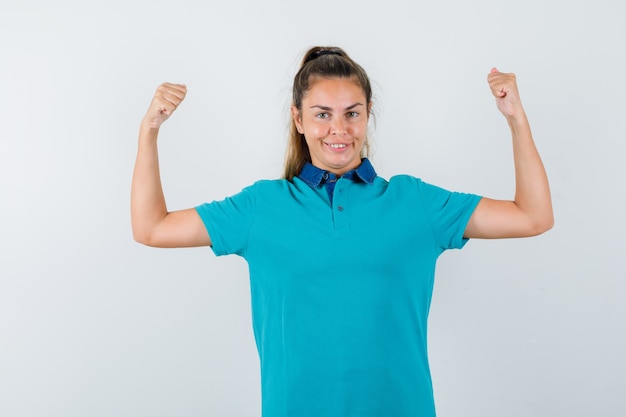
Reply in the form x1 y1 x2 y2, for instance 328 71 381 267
333 180 348 230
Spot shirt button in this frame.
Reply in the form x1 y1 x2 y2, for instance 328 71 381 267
337 206 344 211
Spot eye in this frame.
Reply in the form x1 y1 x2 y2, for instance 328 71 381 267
316 112 329 119
347 111 359 118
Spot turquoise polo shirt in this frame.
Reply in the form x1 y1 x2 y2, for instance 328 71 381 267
195 159 481 417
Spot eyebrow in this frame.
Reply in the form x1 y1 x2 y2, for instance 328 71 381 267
309 103 364 111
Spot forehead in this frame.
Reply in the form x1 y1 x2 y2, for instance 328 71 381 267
303 77 366 103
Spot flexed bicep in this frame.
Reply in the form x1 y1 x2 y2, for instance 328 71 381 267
140 208 212 248
464 197 549 239
132 83 209 249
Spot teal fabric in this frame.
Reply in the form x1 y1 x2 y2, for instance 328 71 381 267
196 174 481 417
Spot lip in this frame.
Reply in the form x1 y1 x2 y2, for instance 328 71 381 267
323 142 352 152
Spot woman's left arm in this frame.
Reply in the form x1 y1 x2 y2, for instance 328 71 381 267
464 68 554 239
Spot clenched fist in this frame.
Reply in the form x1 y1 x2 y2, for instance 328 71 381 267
488 68 524 119
142 83 187 130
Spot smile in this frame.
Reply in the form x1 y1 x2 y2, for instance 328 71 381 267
327 143 348 149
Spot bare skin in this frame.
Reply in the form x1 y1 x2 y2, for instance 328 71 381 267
291 78 371 176
463 68 553 238
131 83 211 248
131 71 552 248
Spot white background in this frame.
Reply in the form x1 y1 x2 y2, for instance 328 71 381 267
1 0 624 416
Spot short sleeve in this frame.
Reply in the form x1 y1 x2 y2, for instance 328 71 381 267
416 179 482 251
195 183 257 257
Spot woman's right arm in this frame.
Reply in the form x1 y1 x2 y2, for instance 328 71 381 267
131 83 212 248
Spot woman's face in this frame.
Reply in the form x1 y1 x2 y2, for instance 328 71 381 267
292 77 370 176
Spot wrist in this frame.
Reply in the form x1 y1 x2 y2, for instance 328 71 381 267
139 122 160 144
505 110 528 126
506 112 531 137
140 116 161 131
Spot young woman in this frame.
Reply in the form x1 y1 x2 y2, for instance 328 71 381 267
131 46 553 417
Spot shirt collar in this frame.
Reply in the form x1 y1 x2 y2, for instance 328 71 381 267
298 158 377 187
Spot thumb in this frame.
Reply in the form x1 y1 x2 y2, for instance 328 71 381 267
490 67 499 74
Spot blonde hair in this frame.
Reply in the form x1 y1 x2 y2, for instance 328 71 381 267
283 47 373 181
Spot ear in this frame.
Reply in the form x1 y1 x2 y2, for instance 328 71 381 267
367 101 373 118
291 105 304 134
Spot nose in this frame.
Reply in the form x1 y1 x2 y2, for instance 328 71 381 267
331 118 347 136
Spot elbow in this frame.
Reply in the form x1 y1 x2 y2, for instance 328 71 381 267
132 225 177 248
544 214 555 233
132 225 158 247
133 233 162 248
132 230 152 246
541 208 555 233
131 215 165 247
530 212 554 236
536 220 554 236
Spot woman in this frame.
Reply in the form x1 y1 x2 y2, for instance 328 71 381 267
131 46 553 417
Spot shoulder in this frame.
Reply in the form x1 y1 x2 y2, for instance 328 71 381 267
387 174 422 184
387 174 461 195
384 174 425 192
385 175 479 205
236 178 292 192
204 179 292 206
239 178 309 202
249 178 300 193
359 174 424 203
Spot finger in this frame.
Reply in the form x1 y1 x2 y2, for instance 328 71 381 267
156 83 187 102
161 82 187 90
488 81 507 98
164 83 187 98
490 67 499 74
487 72 516 97
154 85 187 113
161 91 185 107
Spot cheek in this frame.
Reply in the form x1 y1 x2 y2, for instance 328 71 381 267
348 122 367 137
305 122 326 138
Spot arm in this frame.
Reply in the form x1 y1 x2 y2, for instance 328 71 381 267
131 83 211 248
464 69 553 239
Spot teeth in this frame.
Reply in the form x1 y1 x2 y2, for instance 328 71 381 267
329 144 347 149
